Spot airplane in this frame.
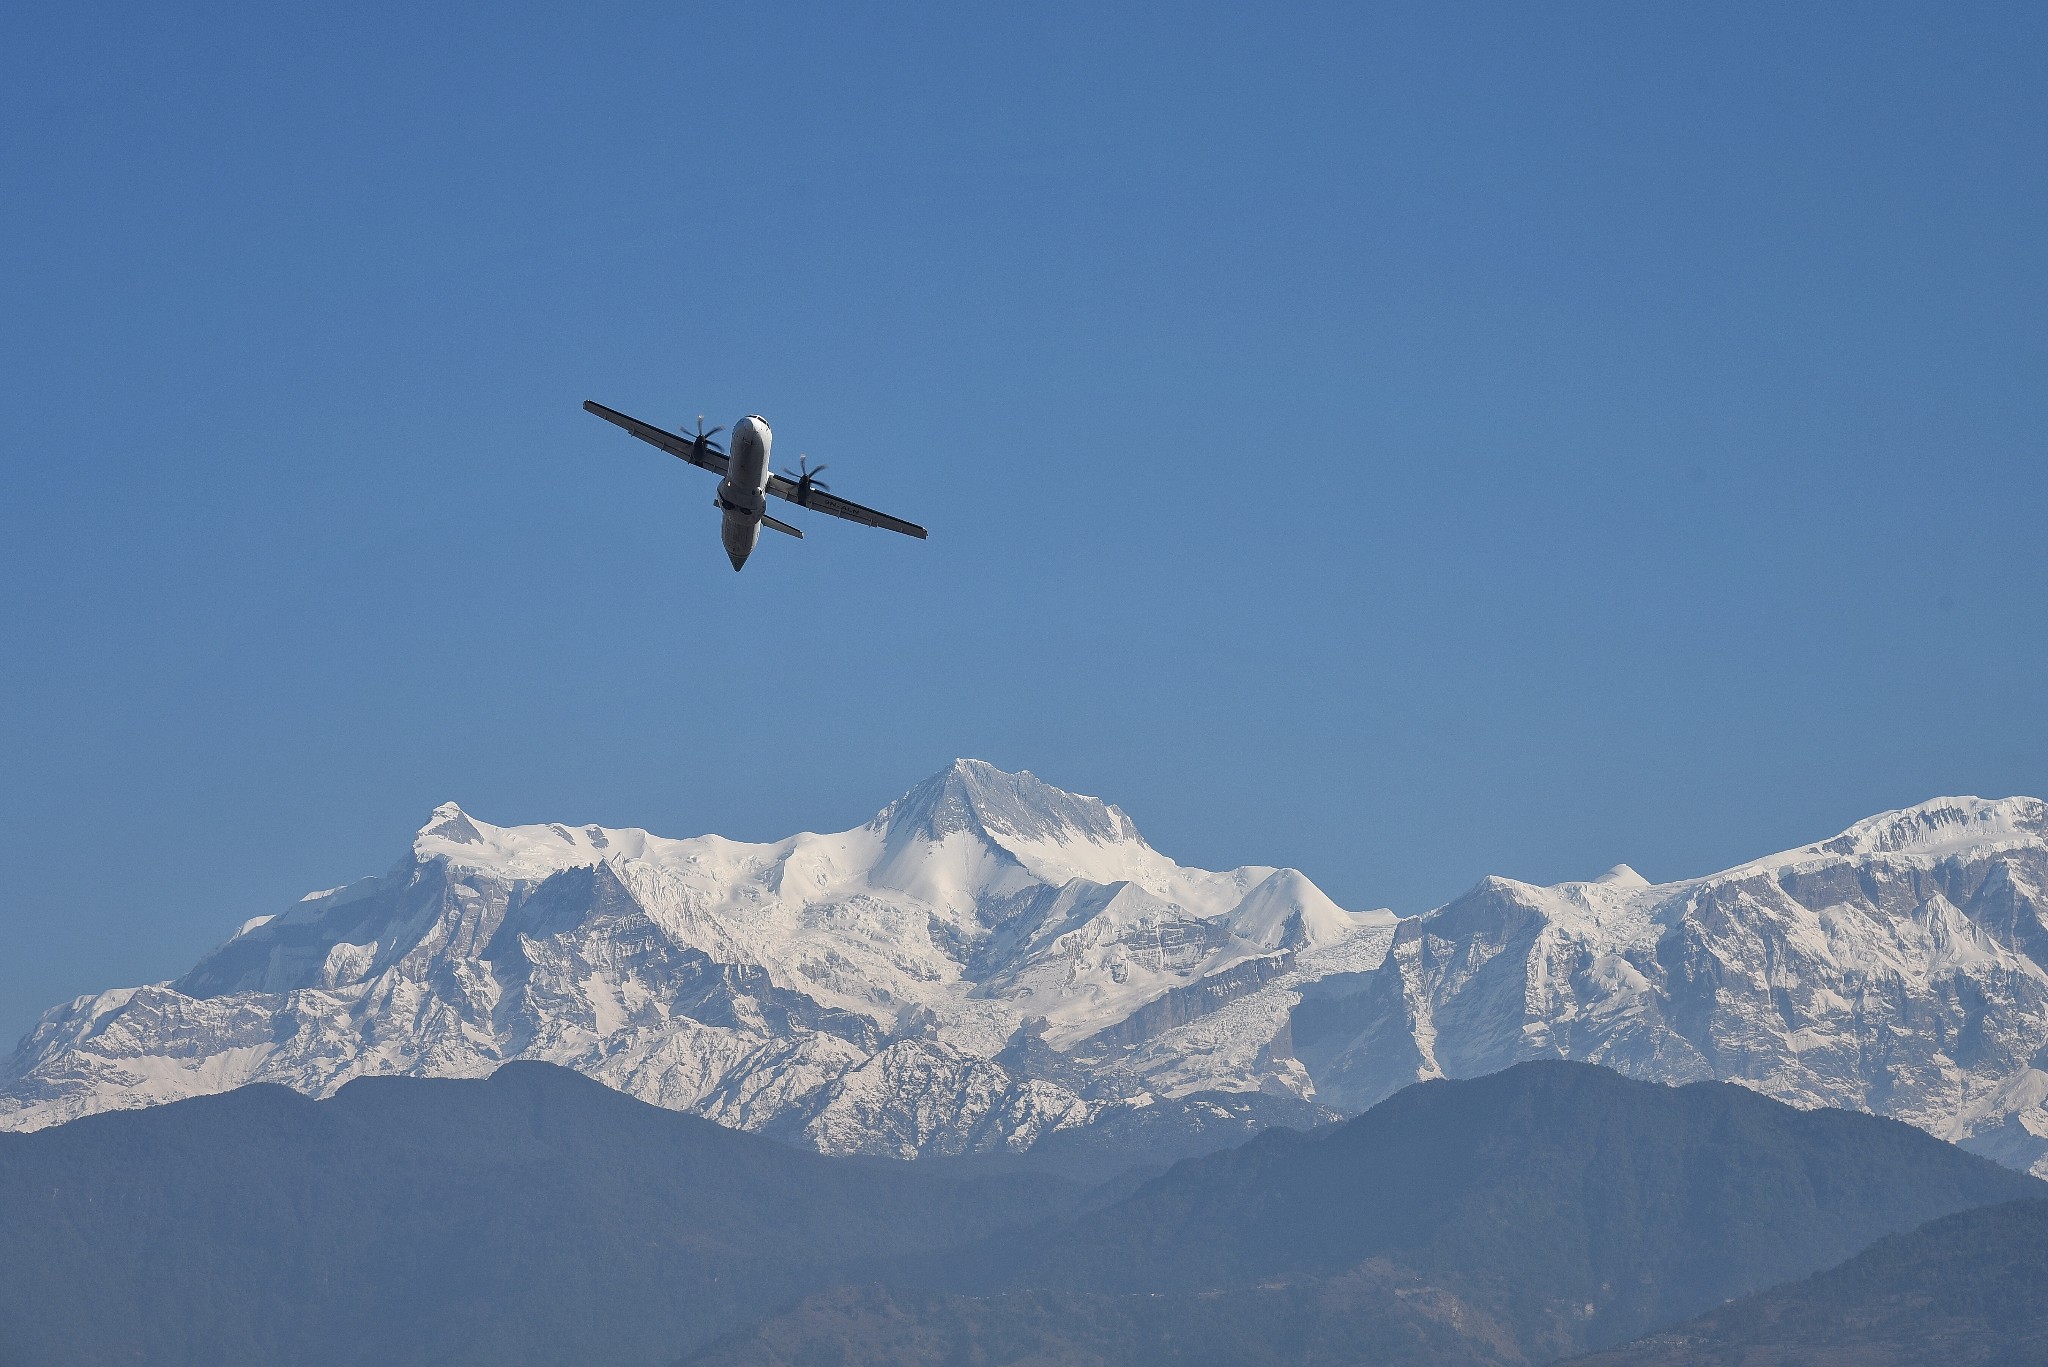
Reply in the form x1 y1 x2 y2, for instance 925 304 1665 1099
583 400 928 571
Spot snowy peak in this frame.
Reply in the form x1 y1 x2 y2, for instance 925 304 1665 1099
868 760 1170 891
1394 870 1663 966
406 763 1158 893
1412 799 2048 948
412 801 544 866
420 801 486 846
874 760 1146 850
1592 863 1650 889
1225 868 1372 951
407 802 712 882
1808 796 2048 863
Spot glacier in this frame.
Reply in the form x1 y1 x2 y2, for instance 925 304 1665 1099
7 765 2048 1175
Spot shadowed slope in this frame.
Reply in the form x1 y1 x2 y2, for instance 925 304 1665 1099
1570 1198 2048 1366
688 1062 2046 1366
0 1062 1086 1367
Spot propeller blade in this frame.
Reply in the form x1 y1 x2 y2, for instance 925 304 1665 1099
779 457 830 493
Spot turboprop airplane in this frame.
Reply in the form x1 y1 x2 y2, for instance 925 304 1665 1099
583 400 928 571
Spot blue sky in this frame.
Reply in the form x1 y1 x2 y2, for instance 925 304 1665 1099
3 3 2043 1043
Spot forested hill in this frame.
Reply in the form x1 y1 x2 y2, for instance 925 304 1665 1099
689 1061 2046 1366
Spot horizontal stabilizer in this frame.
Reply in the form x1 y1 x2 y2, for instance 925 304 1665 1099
761 513 804 539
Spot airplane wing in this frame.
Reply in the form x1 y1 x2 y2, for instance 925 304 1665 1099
583 401 729 477
767 473 928 539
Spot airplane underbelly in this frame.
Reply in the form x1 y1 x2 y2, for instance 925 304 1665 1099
729 444 767 497
715 442 769 516
717 414 773 570
722 512 760 569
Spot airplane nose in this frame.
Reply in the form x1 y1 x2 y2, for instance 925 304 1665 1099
727 546 749 571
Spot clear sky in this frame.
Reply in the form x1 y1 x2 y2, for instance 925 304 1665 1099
3 3 2043 1045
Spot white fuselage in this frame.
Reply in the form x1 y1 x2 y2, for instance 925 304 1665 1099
715 415 772 570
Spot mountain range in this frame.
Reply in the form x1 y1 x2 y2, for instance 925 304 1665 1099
687 1061 2044 1366
0 1062 1084 1366
6 762 2048 1175
1 1060 2035 1367
0 761 1389 1155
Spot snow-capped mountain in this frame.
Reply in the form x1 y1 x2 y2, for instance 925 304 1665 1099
8 769 2048 1174
0 761 1391 1155
1293 795 2048 1174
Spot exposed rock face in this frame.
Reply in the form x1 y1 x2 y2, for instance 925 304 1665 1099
0 762 1388 1154
1293 796 2048 1174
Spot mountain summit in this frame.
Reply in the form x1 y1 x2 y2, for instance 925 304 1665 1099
876 759 1146 850
0 762 1386 1153
6 779 2048 1173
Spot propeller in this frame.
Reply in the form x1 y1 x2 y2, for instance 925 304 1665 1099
780 455 830 503
688 414 726 450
